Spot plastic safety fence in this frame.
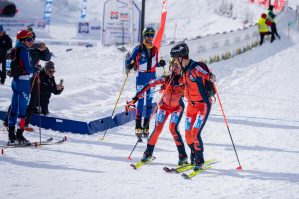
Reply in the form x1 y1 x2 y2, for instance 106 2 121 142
0 103 157 135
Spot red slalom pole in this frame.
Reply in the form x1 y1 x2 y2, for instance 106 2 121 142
213 82 243 171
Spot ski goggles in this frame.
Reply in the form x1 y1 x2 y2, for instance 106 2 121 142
145 33 155 38
25 37 34 42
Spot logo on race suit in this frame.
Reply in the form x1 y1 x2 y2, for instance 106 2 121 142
185 117 191 131
157 109 166 123
193 115 204 128
110 11 119 20
170 112 179 124
136 85 144 97
195 66 208 75
189 73 196 82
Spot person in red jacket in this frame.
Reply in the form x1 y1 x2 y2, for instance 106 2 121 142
126 62 188 165
170 42 216 171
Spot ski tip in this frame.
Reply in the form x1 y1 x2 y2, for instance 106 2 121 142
236 166 243 171
182 173 190 179
130 164 137 169
128 156 133 160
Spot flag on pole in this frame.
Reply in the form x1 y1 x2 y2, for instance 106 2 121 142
80 0 88 21
153 0 168 51
44 0 52 25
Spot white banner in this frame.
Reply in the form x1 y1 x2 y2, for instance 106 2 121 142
160 7 294 63
102 0 141 46
0 18 46 38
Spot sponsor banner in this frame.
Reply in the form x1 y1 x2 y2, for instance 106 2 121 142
102 0 141 46
0 18 46 37
77 21 102 40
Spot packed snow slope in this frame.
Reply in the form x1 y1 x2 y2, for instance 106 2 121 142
0 1 299 199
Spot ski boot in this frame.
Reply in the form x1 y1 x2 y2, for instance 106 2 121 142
143 118 150 138
193 159 204 171
141 151 152 163
7 126 16 146
178 154 188 166
135 117 143 139
15 129 31 145
190 150 195 165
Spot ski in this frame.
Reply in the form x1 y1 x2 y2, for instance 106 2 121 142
163 159 217 173
130 156 156 169
182 165 212 179
0 137 66 149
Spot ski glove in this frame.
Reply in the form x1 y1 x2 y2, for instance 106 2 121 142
209 73 216 82
159 59 166 67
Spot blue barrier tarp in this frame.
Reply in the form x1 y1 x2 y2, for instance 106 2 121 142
0 103 157 135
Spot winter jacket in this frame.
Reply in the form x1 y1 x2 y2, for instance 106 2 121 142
258 17 271 33
0 32 12 60
39 69 63 106
126 43 159 73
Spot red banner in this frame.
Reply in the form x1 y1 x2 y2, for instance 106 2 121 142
153 0 168 51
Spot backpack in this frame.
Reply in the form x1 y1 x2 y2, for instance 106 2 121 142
197 62 216 98
8 47 24 78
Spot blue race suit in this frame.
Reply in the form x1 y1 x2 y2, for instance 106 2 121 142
126 43 160 119
8 42 34 129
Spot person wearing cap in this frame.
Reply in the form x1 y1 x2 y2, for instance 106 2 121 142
125 27 166 139
37 61 63 115
257 13 274 45
170 42 216 171
267 5 280 40
0 24 12 84
7 30 34 145
23 28 52 128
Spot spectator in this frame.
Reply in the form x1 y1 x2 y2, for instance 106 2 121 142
267 5 280 40
38 61 64 115
258 13 274 45
0 24 12 84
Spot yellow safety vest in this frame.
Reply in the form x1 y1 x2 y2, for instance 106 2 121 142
258 18 269 33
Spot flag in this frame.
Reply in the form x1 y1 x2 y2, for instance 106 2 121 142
44 0 52 25
153 0 168 51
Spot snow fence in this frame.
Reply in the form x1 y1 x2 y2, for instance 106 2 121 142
159 6 297 64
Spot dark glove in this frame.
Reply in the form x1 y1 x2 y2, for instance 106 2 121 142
159 59 166 67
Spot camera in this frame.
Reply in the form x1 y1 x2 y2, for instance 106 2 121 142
60 79 64 85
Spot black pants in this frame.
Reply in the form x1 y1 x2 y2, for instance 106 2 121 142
25 76 39 125
271 23 280 39
260 32 274 45
0 58 6 84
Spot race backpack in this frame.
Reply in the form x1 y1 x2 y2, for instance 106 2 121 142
196 61 216 98
8 47 24 78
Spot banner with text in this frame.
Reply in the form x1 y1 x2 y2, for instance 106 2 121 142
102 0 141 46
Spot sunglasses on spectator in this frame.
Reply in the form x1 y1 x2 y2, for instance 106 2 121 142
47 70 56 74
25 37 33 42
145 34 155 38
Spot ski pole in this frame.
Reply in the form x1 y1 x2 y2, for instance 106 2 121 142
213 82 243 171
100 72 130 141
37 72 42 144
127 137 142 160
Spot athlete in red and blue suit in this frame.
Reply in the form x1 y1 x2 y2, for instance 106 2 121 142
7 30 35 145
127 63 188 165
126 27 165 138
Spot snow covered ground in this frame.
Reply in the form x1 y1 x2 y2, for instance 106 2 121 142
1 1 299 199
